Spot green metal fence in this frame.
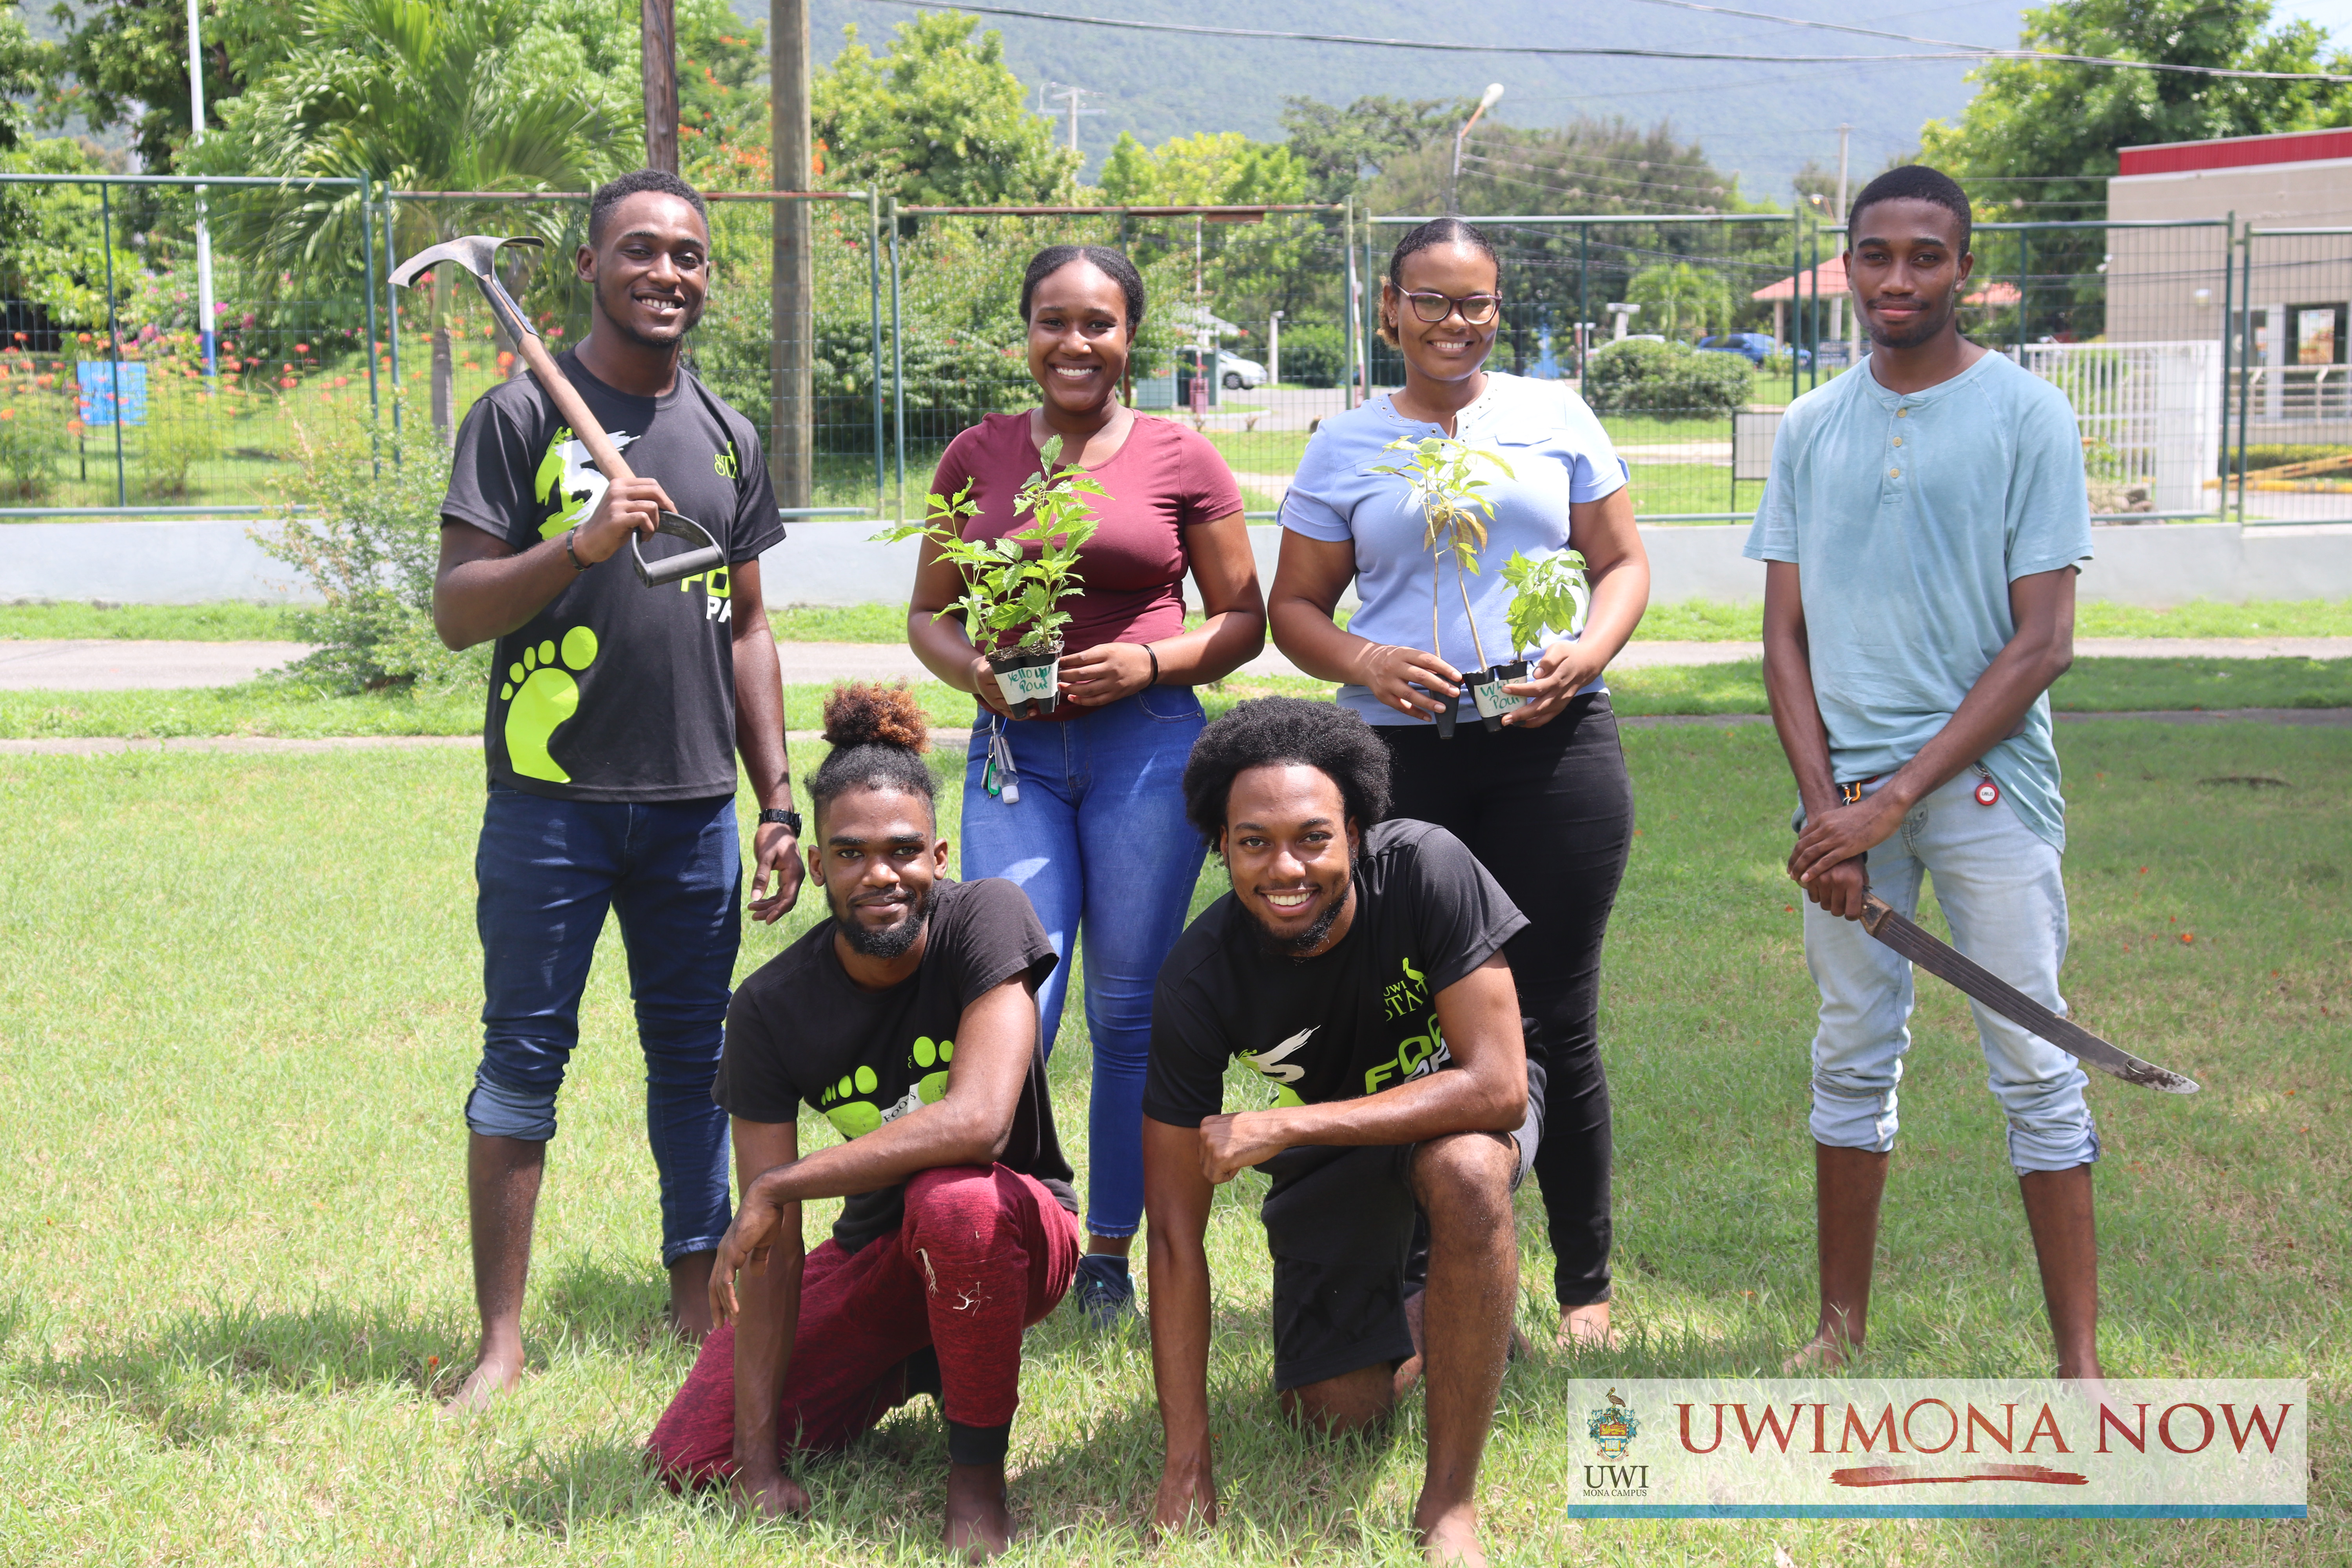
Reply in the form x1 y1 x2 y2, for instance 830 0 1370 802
0 172 374 514
0 172 890 521
5 176 2326 537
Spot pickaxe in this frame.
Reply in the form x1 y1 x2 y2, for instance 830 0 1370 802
388 234 724 587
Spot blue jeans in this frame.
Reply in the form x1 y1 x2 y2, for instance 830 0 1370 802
467 783 741 1265
960 687 1208 1238
1802 771 2098 1174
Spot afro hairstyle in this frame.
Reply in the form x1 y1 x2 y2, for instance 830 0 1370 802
1180 697 1392 846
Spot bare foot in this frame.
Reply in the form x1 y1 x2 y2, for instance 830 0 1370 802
667 1250 717 1343
944 1461 1014 1560
1555 1302 1623 1352
1415 1499 1487 1567
1781 1332 1853 1374
447 1337 523 1412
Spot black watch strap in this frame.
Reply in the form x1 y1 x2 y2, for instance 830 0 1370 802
758 807 803 835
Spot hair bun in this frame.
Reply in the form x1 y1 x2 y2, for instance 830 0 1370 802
821 681 929 753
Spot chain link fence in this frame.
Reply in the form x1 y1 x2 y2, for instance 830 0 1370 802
4 176 2337 545
0 173 378 513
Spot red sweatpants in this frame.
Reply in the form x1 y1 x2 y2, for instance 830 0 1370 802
647 1163 1080 1486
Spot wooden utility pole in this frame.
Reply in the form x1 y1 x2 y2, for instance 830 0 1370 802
771 0 813 509
642 0 679 173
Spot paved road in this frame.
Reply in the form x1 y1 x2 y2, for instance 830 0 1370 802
5 635 2349 691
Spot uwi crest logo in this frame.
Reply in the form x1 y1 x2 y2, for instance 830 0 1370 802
1588 1388 1639 1460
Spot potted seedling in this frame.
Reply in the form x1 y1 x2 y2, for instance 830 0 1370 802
1375 434 1593 733
1489 544 1592 719
1372 434 1514 735
876 436 1102 718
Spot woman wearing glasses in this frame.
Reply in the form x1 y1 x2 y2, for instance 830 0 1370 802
1268 217 1651 1349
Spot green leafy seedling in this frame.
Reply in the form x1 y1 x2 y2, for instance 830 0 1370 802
874 434 1104 657
1501 547 1591 655
1370 434 1514 671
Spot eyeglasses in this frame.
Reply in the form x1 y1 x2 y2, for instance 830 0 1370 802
1401 290 1502 325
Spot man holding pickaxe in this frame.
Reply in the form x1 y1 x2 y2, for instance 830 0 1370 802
418 169 803 1408
1749 165 2120 1380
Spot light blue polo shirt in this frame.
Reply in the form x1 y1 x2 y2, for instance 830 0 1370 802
1281 372 1627 726
1743 352 2093 849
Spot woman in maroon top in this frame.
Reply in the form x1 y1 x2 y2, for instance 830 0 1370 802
906 245 1265 1325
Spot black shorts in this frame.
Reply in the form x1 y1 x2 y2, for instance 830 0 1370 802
1256 1066 1543 1391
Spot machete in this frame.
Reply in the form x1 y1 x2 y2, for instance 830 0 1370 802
1859 893 2199 1094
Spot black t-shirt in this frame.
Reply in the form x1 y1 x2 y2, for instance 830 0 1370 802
440 349 785 802
712 877 1077 1253
1144 819 1530 1128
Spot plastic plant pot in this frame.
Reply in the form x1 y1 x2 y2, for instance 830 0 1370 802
1468 660 1529 731
989 646 1061 718
1432 694 1458 739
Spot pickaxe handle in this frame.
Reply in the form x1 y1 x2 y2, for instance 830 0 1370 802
464 271 638 488
449 253 723 588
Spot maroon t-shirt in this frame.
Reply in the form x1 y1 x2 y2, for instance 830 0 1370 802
927 412 1244 679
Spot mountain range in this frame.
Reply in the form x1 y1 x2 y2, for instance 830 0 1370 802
773 0 2036 202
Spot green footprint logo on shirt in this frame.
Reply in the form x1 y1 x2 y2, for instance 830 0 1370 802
823 1065 884 1138
501 626 598 782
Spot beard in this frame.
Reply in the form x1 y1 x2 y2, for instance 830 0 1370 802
1245 896 1346 959
835 881 933 960
1865 291 1959 351
1234 850 1352 960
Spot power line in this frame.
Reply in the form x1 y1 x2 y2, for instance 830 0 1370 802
848 0 2352 82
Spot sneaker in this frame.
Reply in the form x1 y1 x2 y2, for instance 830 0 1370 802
1070 1253 1138 1329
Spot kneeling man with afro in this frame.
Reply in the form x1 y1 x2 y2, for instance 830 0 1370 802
1142 696 1540 1567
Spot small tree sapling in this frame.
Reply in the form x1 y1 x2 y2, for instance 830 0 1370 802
1374 434 1596 733
875 435 1103 715
1371 434 1514 735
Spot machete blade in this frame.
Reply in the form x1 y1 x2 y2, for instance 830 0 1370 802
1860 894 2199 1094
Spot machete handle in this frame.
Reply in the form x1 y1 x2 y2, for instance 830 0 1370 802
1859 891 1894 936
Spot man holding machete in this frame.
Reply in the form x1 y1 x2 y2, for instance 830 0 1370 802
432 169 802 1408
1746 165 2104 1379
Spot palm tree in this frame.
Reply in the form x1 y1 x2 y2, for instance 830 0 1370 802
198 0 635 439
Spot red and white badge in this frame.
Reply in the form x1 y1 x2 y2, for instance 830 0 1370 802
1973 767 2001 807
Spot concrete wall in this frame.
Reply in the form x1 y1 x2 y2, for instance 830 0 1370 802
8 516 2352 610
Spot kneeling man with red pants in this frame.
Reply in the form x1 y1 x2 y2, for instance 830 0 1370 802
647 691 1078 1554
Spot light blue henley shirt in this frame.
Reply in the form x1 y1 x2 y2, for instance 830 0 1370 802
1743 351 2094 849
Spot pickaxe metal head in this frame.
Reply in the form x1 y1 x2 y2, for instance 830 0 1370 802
388 233 544 291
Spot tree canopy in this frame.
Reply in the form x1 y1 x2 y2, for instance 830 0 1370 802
1278 94 1468 204
1919 0 2352 220
1096 130 1306 207
812 12 1076 206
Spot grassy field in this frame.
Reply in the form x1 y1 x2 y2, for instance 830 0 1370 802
4 657 2348 742
6 597 2349 647
1 720 2342 1564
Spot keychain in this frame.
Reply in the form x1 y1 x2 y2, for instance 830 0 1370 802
982 717 1021 804
1972 762 2000 807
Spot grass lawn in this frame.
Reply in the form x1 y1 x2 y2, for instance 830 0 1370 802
5 658 2347 742
7 598 2350 648
2 722 2342 1564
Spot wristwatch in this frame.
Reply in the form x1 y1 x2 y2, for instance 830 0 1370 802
758 807 803 836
